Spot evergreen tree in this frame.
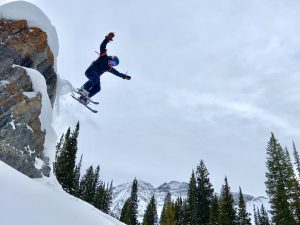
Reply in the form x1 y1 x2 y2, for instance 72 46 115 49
73 154 83 198
55 127 75 193
55 122 80 194
253 205 260 225
195 160 214 225
185 170 198 225
142 195 158 225
103 181 113 213
160 193 176 225
174 197 184 225
219 177 237 225
130 178 139 225
120 198 132 224
237 187 251 225
259 204 270 225
94 182 106 211
293 141 300 178
265 133 295 225
53 133 64 174
209 194 220 225
285 147 300 224
160 192 172 224
80 165 96 204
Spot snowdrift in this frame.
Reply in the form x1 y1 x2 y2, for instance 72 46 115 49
0 161 124 225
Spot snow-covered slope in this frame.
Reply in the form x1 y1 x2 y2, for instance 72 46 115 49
111 180 270 223
0 161 124 225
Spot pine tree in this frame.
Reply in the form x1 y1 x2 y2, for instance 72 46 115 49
80 165 96 204
237 187 251 225
285 147 300 224
293 141 300 178
161 192 172 225
73 154 83 198
103 181 113 213
130 178 139 225
174 197 184 225
120 198 132 224
143 195 158 225
54 122 80 194
219 177 237 225
94 182 106 211
209 194 220 225
160 193 176 225
253 205 260 225
259 204 270 225
186 170 198 225
265 133 295 225
195 160 214 225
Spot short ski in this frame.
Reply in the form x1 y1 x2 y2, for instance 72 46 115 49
71 87 99 105
71 94 98 113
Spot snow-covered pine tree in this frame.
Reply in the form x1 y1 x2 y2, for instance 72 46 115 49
237 187 251 225
259 204 271 225
219 177 237 225
209 194 220 225
195 160 214 225
142 194 158 225
265 133 296 225
253 205 260 225
186 170 198 225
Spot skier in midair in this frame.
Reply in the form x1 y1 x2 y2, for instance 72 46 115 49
78 32 131 104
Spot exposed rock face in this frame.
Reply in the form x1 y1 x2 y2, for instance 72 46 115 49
0 19 57 177
0 19 56 103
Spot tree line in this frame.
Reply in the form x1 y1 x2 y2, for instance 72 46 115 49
54 122 113 214
119 133 300 225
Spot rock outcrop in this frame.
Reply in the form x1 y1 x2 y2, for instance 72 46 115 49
0 19 57 177
0 19 56 103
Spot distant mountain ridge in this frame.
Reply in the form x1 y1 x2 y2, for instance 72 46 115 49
111 180 269 222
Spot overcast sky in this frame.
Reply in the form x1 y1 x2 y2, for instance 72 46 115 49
3 0 300 196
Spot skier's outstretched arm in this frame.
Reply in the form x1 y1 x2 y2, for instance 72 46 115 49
100 32 115 55
109 67 131 80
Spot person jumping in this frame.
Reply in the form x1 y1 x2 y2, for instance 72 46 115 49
78 32 131 104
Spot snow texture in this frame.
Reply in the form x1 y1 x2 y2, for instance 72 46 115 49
14 65 58 165
0 161 124 225
0 0 59 71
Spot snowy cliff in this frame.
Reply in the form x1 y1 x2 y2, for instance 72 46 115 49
0 2 124 225
0 1 58 178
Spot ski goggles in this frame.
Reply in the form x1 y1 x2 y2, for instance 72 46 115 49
109 60 118 67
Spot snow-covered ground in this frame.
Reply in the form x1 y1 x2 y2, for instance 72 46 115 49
0 161 124 225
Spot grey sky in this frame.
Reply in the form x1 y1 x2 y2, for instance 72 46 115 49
10 0 300 196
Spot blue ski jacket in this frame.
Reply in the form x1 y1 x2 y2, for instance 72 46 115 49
87 38 127 79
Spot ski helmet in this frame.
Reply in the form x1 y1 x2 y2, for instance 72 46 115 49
108 56 119 67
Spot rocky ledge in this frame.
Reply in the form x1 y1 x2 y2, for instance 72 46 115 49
0 19 57 177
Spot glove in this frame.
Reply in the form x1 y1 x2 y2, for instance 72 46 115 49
124 75 131 80
105 32 115 41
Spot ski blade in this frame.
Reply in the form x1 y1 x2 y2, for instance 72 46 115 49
71 95 98 113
